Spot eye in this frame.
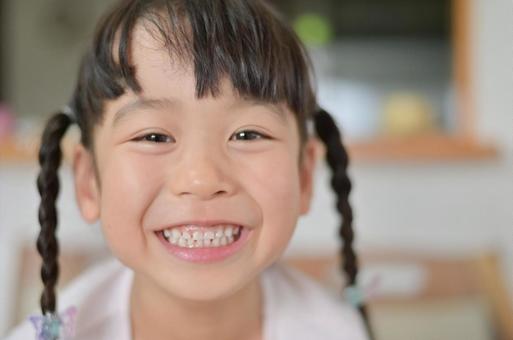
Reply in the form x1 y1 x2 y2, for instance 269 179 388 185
133 133 174 143
231 130 270 141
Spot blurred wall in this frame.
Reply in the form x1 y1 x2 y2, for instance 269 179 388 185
3 0 113 117
289 0 513 295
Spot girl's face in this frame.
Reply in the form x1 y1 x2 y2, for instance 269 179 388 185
73 24 317 301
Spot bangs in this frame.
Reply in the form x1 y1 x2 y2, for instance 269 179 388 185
75 0 315 146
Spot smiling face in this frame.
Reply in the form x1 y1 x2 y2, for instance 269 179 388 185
73 24 317 302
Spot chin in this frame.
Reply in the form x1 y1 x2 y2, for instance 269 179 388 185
159 276 247 303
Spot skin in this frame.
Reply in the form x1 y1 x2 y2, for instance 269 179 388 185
72 22 317 340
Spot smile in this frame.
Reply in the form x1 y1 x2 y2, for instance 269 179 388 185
156 224 252 263
160 224 243 248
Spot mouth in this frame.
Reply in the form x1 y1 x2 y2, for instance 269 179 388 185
157 224 243 249
155 224 251 263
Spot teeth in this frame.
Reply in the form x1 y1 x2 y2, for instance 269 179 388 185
178 238 187 247
162 225 242 249
224 227 233 237
182 231 191 240
192 231 202 241
215 228 224 238
204 231 215 240
171 229 181 239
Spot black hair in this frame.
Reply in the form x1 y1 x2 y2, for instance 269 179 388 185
35 0 373 338
36 112 74 314
314 108 374 338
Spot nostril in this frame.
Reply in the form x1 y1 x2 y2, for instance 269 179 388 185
171 172 234 199
178 190 227 198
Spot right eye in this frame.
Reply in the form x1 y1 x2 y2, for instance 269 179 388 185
132 133 174 143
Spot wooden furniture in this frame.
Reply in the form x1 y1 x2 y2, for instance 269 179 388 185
347 0 496 162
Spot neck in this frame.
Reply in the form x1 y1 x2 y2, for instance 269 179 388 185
129 274 263 340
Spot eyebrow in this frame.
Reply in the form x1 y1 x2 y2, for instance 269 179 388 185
112 98 175 127
111 97 288 127
239 99 288 125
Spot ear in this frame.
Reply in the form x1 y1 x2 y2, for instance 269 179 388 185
299 137 319 215
73 144 100 223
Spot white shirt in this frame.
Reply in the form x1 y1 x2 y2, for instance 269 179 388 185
4 259 368 340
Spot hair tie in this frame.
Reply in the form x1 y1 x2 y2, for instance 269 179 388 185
314 107 328 117
29 306 77 340
344 275 381 308
344 285 366 308
61 105 76 122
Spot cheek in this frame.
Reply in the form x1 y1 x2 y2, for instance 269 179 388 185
98 154 163 260
249 152 302 257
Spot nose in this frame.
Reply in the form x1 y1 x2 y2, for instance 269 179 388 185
168 145 235 200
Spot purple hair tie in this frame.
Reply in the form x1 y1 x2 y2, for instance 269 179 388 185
29 306 77 340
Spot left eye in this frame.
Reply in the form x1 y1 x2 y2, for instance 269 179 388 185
133 133 173 143
231 130 269 141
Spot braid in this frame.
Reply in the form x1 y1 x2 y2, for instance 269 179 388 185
36 112 74 314
313 108 374 339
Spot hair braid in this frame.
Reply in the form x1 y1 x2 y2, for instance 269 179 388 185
313 108 374 339
36 112 74 314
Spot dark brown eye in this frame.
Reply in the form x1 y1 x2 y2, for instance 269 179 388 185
231 130 269 141
135 133 173 143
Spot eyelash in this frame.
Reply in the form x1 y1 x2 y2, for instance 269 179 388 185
133 133 173 143
133 130 270 143
230 130 270 141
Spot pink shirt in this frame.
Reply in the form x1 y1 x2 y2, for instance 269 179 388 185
4 259 368 340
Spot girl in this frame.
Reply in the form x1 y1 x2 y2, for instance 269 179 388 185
5 0 372 339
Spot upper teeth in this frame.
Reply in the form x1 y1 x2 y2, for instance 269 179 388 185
162 225 241 248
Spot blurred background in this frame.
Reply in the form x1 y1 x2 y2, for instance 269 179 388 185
0 0 512 339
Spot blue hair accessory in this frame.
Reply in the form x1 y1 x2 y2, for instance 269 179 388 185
29 306 77 340
344 275 381 308
344 285 366 307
